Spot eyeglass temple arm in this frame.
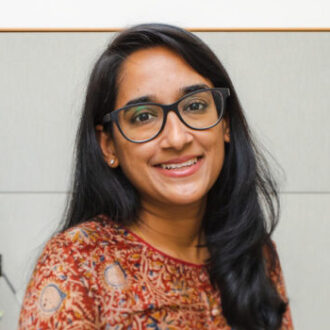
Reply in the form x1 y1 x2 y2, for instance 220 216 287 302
220 87 230 97
102 113 112 124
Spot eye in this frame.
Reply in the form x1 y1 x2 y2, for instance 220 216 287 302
133 112 156 123
127 105 160 125
188 102 205 110
184 101 207 112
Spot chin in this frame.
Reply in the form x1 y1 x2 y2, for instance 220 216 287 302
163 191 206 206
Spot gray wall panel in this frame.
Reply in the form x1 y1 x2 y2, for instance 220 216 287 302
274 193 330 329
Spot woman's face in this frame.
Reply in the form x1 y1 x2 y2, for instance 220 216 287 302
99 46 230 208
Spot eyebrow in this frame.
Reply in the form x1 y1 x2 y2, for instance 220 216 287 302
124 83 210 107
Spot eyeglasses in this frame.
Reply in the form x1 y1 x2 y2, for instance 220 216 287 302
102 87 230 143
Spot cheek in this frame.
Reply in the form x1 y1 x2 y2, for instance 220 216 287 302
114 140 152 184
116 148 139 180
117 151 155 198
205 131 227 178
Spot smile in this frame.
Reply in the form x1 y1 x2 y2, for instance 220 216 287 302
160 157 198 170
154 156 203 178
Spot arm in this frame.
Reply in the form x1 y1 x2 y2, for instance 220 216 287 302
19 235 99 330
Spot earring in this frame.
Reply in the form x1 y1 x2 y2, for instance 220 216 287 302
109 159 115 166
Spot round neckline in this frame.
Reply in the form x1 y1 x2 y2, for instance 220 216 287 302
119 222 207 268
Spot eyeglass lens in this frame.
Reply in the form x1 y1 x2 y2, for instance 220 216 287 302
117 89 224 142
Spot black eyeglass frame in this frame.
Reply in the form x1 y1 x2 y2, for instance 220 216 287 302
102 87 230 143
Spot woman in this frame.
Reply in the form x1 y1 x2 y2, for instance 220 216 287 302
19 23 293 329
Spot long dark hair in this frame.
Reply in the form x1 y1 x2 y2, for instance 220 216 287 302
60 23 287 329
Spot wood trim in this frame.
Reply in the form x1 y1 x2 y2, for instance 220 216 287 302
0 27 330 33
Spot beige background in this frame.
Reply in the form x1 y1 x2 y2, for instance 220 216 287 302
0 32 329 329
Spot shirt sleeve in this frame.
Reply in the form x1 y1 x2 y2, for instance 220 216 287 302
266 242 294 330
19 235 99 330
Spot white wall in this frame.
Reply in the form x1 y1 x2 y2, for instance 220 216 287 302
1 0 329 28
0 32 329 329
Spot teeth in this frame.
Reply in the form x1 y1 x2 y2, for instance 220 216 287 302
160 157 198 170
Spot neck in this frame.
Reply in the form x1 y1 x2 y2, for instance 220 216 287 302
128 197 209 265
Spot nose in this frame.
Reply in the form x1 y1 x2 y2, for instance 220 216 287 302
158 111 193 150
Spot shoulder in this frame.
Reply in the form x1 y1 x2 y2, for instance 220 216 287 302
29 214 130 284
44 214 124 255
19 215 129 328
263 240 294 328
263 240 289 302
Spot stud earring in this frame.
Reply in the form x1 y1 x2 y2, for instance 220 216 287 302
109 159 115 166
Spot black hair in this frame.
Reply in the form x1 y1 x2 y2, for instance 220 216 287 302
60 23 287 329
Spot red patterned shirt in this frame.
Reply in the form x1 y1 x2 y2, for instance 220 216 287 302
19 214 293 329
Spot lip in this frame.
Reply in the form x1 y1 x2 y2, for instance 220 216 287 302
154 155 201 166
153 156 203 178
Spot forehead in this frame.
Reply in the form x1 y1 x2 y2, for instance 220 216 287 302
115 46 213 107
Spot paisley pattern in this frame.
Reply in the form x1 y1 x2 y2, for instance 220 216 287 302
39 283 66 313
104 262 128 288
19 214 294 329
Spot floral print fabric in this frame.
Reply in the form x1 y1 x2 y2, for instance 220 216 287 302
19 214 293 329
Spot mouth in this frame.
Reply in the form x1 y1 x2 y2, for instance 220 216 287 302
157 156 200 170
153 156 203 177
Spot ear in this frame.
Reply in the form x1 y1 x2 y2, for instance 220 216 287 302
222 116 230 143
95 125 119 168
